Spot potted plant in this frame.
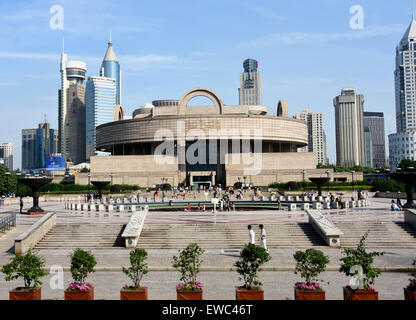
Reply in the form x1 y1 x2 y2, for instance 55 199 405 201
121 248 149 300
293 248 329 300
404 259 416 300
171 243 205 300
234 244 271 300
339 232 383 300
65 248 97 300
1 249 48 300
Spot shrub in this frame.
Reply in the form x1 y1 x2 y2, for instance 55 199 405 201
234 182 243 189
1 249 48 289
285 181 299 190
122 248 149 289
234 244 271 291
294 249 329 291
172 243 205 291
110 184 123 193
339 232 384 291
68 248 97 291
407 260 416 292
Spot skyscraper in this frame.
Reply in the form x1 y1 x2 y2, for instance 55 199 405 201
100 37 121 105
0 143 13 171
22 121 58 171
389 15 416 170
239 59 261 105
333 88 366 167
58 46 87 164
363 112 386 168
294 109 327 165
85 76 116 160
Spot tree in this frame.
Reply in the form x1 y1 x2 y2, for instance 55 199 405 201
69 248 97 284
294 249 329 286
398 159 416 171
0 164 17 197
172 243 205 290
122 248 148 289
234 244 271 290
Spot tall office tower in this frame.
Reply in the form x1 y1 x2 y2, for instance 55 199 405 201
333 88 366 167
85 76 116 160
22 121 58 171
100 38 121 105
294 109 327 165
239 59 261 105
389 15 416 170
58 47 87 164
0 143 13 170
364 127 373 168
363 112 386 168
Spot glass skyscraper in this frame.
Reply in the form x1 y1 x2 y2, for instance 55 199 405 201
100 39 121 105
239 58 262 105
85 76 116 160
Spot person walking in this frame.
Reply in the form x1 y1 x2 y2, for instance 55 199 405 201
248 225 255 245
259 224 268 251
19 197 23 214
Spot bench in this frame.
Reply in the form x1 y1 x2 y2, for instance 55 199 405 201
121 206 148 248
306 209 344 247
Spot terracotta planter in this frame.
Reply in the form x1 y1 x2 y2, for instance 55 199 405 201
120 287 148 300
235 287 264 300
343 286 378 300
404 288 416 301
177 290 203 300
64 287 94 300
295 288 326 300
9 287 41 300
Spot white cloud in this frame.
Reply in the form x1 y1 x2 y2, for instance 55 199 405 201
239 24 407 48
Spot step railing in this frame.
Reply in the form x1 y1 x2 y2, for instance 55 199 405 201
0 213 16 233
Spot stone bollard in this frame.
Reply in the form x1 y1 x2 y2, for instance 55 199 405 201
107 204 114 212
349 201 356 208
302 196 309 202
313 202 322 210
301 203 310 210
295 196 300 202
80 203 84 211
279 196 285 201
318 196 323 202
118 205 125 212
97 204 104 211
289 204 297 211
344 201 350 208
129 205 136 212
287 196 293 201
324 202 331 210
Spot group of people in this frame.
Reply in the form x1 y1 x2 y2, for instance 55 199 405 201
391 199 404 211
248 224 268 251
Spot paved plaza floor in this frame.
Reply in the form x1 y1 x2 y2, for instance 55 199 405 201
0 196 415 300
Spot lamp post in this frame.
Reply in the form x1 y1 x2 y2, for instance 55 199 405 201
110 173 113 186
88 174 91 194
5 172 11 197
325 170 330 194
350 171 355 196
301 170 306 192
375 169 380 182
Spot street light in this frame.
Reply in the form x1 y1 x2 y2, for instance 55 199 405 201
88 174 91 194
110 173 114 186
301 170 306 192
350 171 355 196
4 172 11 197
325 170 330 194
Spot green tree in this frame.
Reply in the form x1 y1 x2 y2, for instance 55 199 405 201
339 232 384 290
234 244 271 290
398 159 416 171
294 249 329 286
172 243 205 289
122 248 148 289
69 248 97 284
1 249 48 289
0 164 17 197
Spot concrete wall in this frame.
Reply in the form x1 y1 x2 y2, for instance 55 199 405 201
14 212 56 254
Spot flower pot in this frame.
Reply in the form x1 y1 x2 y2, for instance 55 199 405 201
404 288 416 301
343 286 378 300
64 287 94 300
235 287 264 300
120 287 148 300
177 290 203 300
9 287 41 300
295 288 326 300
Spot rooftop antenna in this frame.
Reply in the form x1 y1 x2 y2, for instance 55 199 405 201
109 31 112 43
62 37 64 53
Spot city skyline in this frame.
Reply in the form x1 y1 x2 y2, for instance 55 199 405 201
0 1 414 169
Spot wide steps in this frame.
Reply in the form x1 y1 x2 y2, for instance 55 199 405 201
34 224 126 250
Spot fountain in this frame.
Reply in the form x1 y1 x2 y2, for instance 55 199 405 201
390 171 416 209
90 181 110 200
309 177 330 197
18 176 53 215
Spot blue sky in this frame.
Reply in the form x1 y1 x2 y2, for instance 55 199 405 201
0 0 414 169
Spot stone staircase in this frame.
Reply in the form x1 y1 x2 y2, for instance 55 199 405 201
136 223 327 249
336 222 416 248
34 224 126 249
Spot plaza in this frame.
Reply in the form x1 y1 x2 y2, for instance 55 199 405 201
0 195 415 300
